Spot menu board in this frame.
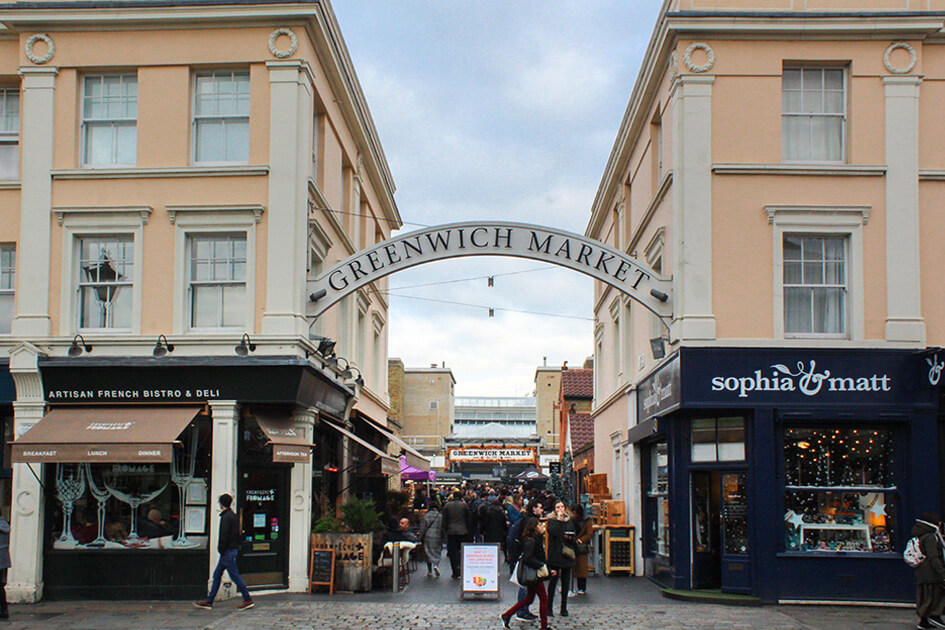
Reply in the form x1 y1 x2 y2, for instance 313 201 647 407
309 548 335 594
461 543 501 600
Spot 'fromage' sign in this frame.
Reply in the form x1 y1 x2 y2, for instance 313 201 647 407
710 360 891 399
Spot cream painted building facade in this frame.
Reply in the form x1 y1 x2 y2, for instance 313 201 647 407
0 0 401 602
588 0 945 603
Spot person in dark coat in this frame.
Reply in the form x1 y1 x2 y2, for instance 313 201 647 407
441 491 471 579
571 502 593 595
501 517 554 630
419 500 444 577
545 501 576 617
0 513 10 619
482 500 509 548
914 512 945 629
507 501 546 622
194 494 253 610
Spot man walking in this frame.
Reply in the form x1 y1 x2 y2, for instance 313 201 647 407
441 491 472 579
194 494 254 610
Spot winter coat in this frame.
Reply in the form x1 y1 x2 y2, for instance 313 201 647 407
218 508 240 554
420 508 444 563
507 503 523 527
520 534 547 571
913 519 945 584
573 517 593 579
441 499 471 536
546 517 577 569
506 515 527 563
482 503 509 544
0 517 10 570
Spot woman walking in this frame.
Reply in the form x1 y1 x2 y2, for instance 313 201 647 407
501 517 554 630
913 512 945 629
571 502 593 595
546 501 576 617
419 500 444 577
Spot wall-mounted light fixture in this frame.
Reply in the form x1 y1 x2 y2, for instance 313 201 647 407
152 334 174 358
310 335 336 358
234 333 256 357
649 336 669 360
68 334 92 357
345 365 364 388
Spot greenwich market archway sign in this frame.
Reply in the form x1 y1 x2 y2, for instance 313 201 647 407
308 221 672 319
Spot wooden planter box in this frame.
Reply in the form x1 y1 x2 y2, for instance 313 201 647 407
310 532 373 592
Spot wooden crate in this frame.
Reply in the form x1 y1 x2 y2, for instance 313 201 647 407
601 500 626 525
588 473 609 495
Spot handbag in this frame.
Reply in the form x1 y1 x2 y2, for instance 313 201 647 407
536 564 550 579
575 542 590 555
517 560 539 585
562 545 576 561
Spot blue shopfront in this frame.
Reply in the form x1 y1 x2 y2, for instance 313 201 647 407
633 347 939 603
0 360 14 516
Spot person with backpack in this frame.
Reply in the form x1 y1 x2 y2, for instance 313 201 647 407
911 512 945 629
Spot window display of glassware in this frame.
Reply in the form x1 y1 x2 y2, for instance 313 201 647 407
55 464 86 546
170 432 199 547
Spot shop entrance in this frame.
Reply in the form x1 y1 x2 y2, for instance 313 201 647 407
238 467 290 588
690 470 750 593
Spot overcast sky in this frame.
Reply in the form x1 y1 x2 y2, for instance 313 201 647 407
332 1 662 397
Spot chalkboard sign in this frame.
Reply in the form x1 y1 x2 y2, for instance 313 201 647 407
309 548 335 594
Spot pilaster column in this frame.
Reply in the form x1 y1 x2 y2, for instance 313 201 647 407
670 74 716 341
262 60 314 336
883 76 925 344
12 68 58 337
208 400 239 600
287 408 315 592
7 344 45 603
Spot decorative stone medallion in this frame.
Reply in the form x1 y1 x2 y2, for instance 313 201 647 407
268 28 299 59
883 42 916 75
25 33 55 65
683 42 715 73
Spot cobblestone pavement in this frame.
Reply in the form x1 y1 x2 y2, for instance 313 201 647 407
0 576 919 630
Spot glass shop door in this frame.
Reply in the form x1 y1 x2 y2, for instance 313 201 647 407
719 471 750 594
690 471 721 589
238 467 289 588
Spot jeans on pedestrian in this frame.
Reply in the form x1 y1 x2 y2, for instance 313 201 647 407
503 581 548 627
547 565 571 612
207 548 251 602
446 534 470 577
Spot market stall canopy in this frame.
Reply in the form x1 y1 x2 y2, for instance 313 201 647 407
400 455 436 482
11 406 202 463
361 415 431 471
320 418 399 476
513 467 548 481
254 411 316 464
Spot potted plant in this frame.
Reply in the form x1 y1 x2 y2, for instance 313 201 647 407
311 497 382 591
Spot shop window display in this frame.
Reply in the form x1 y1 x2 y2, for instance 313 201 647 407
783 427 895 553
48 426 210 551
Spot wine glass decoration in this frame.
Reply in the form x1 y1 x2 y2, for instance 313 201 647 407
83 463 111 547
55 464 86 546
105 478 168 541
170 429 199 547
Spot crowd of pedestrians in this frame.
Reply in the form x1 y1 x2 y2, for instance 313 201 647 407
390 482 593 630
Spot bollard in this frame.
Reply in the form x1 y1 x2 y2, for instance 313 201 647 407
392 542 401 593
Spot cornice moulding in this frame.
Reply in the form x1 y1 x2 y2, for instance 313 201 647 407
51 165 268 180
713 163 886 176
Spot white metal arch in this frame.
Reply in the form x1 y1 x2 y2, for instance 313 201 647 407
308 221 672 319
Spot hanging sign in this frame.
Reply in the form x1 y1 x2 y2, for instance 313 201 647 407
447 447 537 463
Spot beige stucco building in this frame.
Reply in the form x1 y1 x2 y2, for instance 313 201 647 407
587 0 945 603
0 0 406 602
390 360 455 469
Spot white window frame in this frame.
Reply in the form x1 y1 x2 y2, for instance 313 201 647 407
171 207 259 334
0 244 14 334
191 70 250 166
81 74 138 168
767 205 868 341
0 88 19 180
782 66 846 164
56 208 147 335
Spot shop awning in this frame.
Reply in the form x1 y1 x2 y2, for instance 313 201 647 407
320 418 399 476
11 406 202 464
254 411 316 464
361 415 431 471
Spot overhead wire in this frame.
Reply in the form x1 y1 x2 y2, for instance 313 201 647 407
386 293 594 322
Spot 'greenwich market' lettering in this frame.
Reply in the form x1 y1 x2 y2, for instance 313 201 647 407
710 360 892 399
309 222 672 320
